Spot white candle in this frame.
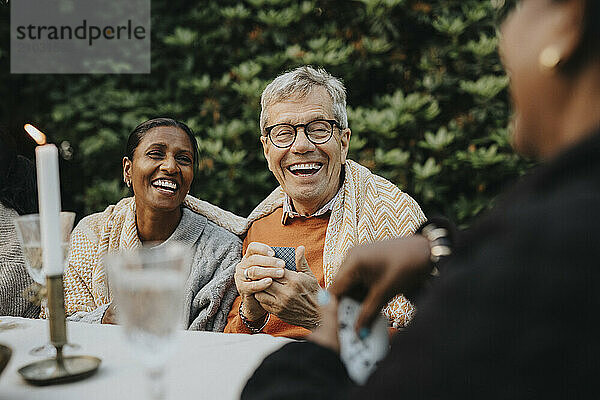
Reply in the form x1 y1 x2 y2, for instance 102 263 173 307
35 143 63 276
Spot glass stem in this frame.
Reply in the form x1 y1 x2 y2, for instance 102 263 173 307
147 366 166 400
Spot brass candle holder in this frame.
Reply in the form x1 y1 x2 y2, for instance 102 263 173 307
18 275 101 386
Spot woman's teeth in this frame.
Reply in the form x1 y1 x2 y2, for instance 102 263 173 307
152 179 178 192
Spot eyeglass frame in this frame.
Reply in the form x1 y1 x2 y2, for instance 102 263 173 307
263 119 340 148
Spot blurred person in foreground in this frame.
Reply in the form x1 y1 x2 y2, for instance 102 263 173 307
0 131 40 317
47 118 245 331
243 0 600 398
224 66 425 338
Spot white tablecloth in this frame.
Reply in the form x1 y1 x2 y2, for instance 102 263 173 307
0 317 291 400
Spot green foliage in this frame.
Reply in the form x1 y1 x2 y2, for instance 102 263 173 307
1 0 531 226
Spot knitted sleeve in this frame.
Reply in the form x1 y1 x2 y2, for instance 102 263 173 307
0 203 40 317
186 220 242 332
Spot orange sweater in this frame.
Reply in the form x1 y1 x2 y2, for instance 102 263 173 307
224 208 328 339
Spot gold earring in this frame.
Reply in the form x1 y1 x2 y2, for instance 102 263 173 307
539 46 561 71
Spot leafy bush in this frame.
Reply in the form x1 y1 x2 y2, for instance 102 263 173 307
1 0 531 226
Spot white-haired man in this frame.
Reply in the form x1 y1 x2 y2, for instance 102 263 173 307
225 66 426 338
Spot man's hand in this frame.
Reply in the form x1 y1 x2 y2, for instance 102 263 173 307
330 235 432 331
255 246 321 330
234 242 285 321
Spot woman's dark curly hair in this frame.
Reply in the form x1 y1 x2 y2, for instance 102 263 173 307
0 132 38 215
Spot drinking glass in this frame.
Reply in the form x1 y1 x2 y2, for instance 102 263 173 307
14 212 75 285
13 212 79 356
104 244 190 400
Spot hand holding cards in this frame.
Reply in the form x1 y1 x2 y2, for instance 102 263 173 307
337 296 389 385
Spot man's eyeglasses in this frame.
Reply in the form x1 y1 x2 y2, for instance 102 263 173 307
264 119 339 148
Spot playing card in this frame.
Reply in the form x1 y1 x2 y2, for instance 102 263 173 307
338 296 389 385
271 246 296 271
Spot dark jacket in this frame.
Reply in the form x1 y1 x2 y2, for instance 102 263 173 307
242 130 600 400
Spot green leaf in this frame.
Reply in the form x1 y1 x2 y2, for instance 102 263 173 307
375 148 410 166
220 4 251 20
419 127 455 151
464 34 499 57
163 27 197 46
413 157 442 180
460 75 509 100
432 16 468 37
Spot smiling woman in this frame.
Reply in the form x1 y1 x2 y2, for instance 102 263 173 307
46 118 247 332
122 119 197 243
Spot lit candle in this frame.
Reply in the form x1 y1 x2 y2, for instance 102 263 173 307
25 124 63 276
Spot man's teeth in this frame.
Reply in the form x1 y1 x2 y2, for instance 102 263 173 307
152 179 178 191
288 163 322 174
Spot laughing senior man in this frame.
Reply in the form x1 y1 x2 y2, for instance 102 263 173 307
224 66 426 338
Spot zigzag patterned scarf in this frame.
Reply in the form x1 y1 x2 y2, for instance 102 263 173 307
246 160 426 326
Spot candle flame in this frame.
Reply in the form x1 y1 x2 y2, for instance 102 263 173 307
24 124 47 145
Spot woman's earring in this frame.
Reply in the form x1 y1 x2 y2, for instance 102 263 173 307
539 46 561 72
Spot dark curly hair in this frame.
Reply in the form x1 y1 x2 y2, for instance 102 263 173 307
0 132 38 215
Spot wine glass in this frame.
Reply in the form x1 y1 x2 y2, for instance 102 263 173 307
13 212 80 356
104 243 190 400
